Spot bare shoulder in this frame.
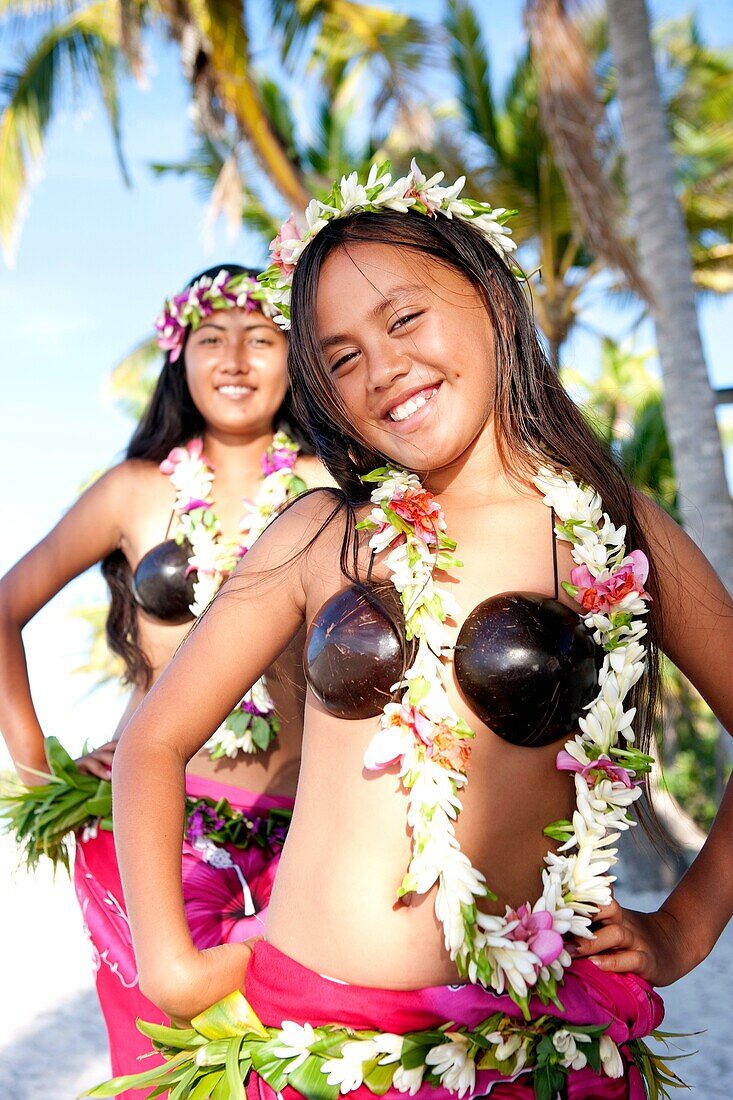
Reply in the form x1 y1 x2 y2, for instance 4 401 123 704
296 453 339 489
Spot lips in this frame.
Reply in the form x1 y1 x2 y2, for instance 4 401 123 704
383 383 441 423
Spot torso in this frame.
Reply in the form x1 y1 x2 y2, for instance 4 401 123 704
113 455 320 798
266 486 583 986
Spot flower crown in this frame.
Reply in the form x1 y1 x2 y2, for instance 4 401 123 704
258 159 518 329
154 269 277 362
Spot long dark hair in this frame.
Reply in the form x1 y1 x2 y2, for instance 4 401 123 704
286 212 663 767
103 264 311 687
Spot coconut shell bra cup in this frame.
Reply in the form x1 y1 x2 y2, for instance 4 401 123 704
305 509 599 746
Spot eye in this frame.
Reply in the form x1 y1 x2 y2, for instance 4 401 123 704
251 336 274 347
389 311 423 334
331 350 359 373
198 335 220 345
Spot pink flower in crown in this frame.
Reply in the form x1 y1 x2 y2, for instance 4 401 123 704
570 550 650 614
506 904 564 966
556 751 636 789
159 437 205 475
388 486 442 544
270 214 304 278
155 307 186 362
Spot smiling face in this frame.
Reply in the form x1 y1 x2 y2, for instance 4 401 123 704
184 307 288 438
315 242 497 474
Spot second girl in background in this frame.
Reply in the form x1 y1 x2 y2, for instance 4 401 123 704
0 265 331 1091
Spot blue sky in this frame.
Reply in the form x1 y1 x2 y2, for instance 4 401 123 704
0 0 731 764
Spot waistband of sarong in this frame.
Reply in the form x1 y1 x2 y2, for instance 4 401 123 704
184 771 295 815
246 940 663 1046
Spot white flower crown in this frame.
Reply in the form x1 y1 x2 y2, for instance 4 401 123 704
258 160 518 329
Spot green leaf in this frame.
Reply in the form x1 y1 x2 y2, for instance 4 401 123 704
286 1054 340 1100
82 1051 192 1095
169 1063 202 1100
137 1020 200 1048
188 1071 224 1100
363 1059 396 1095
191 991 269 1041
251 716 274 751
225 1036 245 1098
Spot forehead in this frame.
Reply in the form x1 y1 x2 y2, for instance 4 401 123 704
314 241 480 337
197 306 279 331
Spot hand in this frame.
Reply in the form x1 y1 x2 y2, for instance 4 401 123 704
572 898 697 987
141 939 256 1022
76 739 117 781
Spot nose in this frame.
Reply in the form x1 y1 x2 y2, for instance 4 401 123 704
366 346 411 393
221 340 253 375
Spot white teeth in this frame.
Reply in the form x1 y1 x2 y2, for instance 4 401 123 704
389 390 431 422
218 385 252 395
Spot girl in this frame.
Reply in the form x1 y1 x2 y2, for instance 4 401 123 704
100 168 732 1099
0 265 330 1091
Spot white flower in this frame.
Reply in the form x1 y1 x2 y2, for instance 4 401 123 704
322 1039 380 1093
487 1032 522 1061
273 1021 316 1074
599 1035 624 1078
247 677 275 715
551 1029 590 1071
425 1035 476 1097
392 1063 425 1095
373 1033 404 1064
205 725 249 759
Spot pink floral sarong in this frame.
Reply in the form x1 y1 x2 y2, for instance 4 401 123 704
243 941 664 1099
73 774 293 1099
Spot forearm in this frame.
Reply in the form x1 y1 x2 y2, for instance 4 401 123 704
660 768 733 964
112 728 251 1019
0 618 49 783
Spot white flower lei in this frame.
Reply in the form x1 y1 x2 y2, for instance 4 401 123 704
258 160 517 329
359 465 654 1014
161 432 306 758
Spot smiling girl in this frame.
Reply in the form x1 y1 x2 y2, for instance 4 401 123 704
0 265 330 1091
98 169 732 1099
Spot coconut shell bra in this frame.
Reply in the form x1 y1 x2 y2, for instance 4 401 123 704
132 535 196 625
305 509 599 746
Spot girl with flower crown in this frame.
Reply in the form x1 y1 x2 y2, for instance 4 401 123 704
92 167 732 1100
0 264 332 1093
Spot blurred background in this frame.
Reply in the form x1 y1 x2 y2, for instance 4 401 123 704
0 0 732 1095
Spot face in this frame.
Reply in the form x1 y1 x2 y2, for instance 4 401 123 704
315 242 496 474
184 307 288 437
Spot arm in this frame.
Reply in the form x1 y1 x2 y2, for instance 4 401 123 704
0 465 131 784
578 494 733 983
111 494 327 1019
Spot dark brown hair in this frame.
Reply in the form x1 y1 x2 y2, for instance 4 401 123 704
286 212 662 764
102 265 312 687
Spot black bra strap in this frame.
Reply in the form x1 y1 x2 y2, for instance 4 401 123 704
366 548 376 584
550 506 559 601
164 508 177 540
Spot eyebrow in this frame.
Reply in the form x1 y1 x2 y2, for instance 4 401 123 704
195 321 276 334
319 283 425 349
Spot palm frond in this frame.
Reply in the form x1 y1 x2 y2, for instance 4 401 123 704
444 0 499 154
0 0 125 263
106 336 161 419
526 0 649 304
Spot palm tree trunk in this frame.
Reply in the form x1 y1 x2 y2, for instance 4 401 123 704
606 0 733 597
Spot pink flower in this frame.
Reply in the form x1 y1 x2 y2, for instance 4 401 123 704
570 550 650 614
269 214 303 277
363 703 435 771
556 750 636 789
507 904 564 965
159 438 205 474
388 487 442 544
181 841 280 948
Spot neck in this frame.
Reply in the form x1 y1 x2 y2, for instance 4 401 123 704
421 417 515 506
202 426 275 479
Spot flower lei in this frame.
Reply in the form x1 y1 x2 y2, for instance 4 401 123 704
154 270 277 362
161 432 306 757
258 160 517 329
357 466 654 1016
85 988 683 1100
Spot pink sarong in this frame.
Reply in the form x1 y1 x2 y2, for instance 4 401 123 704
244 941 664 1099
73 774 293 1099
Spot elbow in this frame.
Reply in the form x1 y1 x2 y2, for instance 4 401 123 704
138 962 208 1023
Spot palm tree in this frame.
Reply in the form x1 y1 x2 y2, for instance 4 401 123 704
604 0 733 597
0 0 431 260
